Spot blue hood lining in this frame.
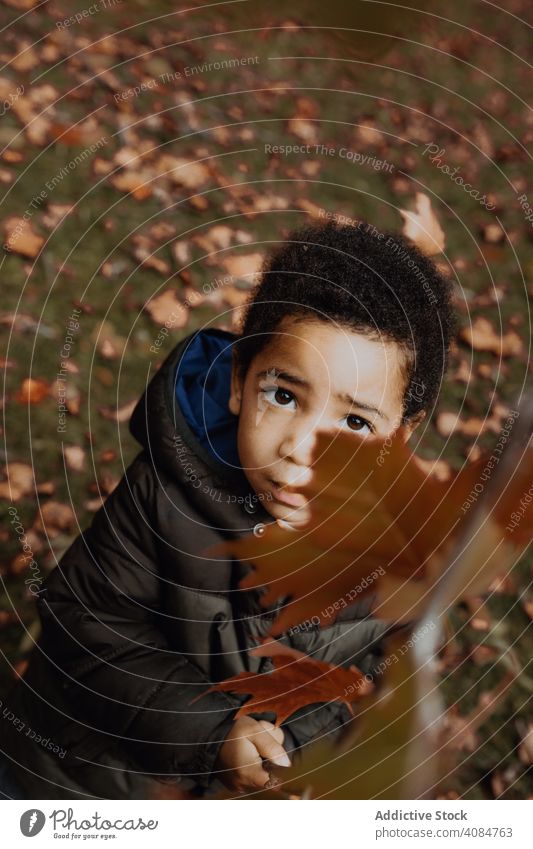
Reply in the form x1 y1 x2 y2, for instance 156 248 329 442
174 329 242 470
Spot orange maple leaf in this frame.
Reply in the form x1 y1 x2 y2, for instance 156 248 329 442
189 642 371 725
210 426 531 636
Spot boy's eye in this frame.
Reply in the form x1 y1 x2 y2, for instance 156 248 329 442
344 414 373 434
262 387 296 408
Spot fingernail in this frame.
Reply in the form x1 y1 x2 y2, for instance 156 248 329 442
272 753 291 767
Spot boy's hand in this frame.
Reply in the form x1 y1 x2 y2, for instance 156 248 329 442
214 717 291 794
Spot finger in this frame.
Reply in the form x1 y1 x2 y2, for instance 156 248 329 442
257 720 284 745
253 726 291 767
239 749 273 791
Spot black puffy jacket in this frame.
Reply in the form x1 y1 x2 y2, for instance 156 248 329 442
0 328 387 799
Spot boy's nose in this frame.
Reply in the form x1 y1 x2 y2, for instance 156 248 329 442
278 423 319 470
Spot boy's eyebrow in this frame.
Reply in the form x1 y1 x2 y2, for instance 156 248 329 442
256 368 389 421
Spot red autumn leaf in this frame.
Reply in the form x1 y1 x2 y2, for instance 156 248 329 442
14 378 50 404
189 642 371 726
209 426 531 636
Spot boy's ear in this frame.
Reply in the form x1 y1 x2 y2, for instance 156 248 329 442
228 349 244 416
398 410 427 442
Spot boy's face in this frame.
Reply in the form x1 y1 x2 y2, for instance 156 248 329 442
229 316 424 528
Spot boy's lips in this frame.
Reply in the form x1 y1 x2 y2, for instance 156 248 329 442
268 479 307 508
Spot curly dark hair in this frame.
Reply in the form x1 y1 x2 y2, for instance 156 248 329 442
234 220 457 422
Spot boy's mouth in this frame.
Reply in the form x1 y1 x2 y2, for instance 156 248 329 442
267 479 307 508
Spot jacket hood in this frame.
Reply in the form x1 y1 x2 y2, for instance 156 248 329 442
129 327 274 530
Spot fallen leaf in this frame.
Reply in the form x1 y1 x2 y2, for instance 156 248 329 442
64 445 86 473
3 0 39 9
49 379 81 416
172 240 191 266
156 155 211 190
459 317 523 357
288 118 318 145
131 234 170 275
0 462 35 501
399 192 445 256
48 118 103 147
210 426 532 636
11 41 39 73
194 225 235 254
298 198 325 219
3 216 44 258
110 171 153 200
481 223 505 244
98 399 138 423
33 501 76 539
144 290 188 327
356 122 385 146
14 378 50 404
221 252 264 283
41 204 75 230
190 642 370 725
149 222 176 241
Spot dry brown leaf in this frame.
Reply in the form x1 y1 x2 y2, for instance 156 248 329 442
3 0 39 9
399 192 445 256
459 317 523 357
144 290 188 327
134 249 170 275
0 462 34 501
41 204 75 230
297 198 324 219
191 642 370 725
172 240 192 266
482 223 505 244
288 118 318 145
14 378 49 404
356 122 385 146
221 252 263 283
64 445 86 473
98 399 138 423
110 172 153 200
3 216 44 258
49 379 81 416
9 83 57 146
194 225 235 253
435 411 501 439
157 155 211 190
11 41 39 73
33 501 76 539
49 117 103 147
149 222 176 241
211 427 532 636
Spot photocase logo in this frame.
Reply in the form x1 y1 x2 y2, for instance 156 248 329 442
20 809 46 837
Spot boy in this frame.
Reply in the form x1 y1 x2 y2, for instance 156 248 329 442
0 221 456 799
